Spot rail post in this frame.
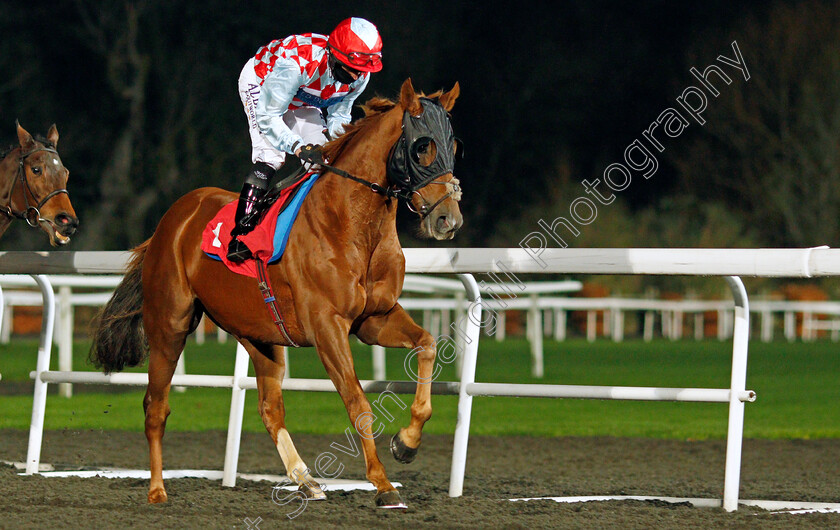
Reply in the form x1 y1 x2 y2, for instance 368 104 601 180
25 275 56 474
722 276 750 512
448 273 482 497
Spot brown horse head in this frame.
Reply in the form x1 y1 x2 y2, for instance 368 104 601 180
0 123 78 245
399 79 464 240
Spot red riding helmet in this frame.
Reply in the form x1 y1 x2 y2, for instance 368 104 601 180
328 17 383 73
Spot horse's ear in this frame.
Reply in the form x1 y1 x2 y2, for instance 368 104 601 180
47 124 59 146
400 78 422 116
16 120 35 149
439 82 460 112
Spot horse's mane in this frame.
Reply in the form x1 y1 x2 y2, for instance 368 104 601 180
0 143 18 160
321 88 447 163
321 96 397 163
0 134 55 161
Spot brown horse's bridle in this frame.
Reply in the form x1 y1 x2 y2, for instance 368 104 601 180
310 98 462 220
403 180 461 219
1 145 70 228
313 157 460 220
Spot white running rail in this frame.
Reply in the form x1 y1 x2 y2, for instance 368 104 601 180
4 246 840 512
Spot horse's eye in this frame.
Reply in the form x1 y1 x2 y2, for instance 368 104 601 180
31 166 42 175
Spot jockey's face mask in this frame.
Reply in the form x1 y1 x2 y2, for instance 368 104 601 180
387 98 463 192
329 52 361 85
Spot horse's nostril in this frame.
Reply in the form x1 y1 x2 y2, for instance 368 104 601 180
55 213 79 231
436 216 451 232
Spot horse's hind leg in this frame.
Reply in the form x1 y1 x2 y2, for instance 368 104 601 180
143 347 180 503
241 340 324 500
142 269 198 503
356 305 436 463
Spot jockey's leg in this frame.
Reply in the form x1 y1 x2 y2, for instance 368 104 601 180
227 162 274 263
267 108 329 191
231 61 284 263
285 107 328 147
231 76 328 263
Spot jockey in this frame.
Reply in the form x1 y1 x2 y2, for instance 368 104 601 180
229 17 383 263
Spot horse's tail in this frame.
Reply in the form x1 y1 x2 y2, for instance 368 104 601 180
89 239 151 374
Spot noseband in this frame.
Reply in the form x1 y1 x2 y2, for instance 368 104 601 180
315 97 462 219
1 145 70 228
403 181 460 219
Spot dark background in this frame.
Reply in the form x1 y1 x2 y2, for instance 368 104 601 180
2 0 837 261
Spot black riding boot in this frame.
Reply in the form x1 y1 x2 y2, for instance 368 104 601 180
227 163 274 263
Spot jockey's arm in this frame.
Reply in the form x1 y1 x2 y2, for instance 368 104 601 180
256 59 307 154
325 74 369 139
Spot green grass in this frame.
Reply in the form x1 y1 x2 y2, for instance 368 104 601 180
1 337 839 439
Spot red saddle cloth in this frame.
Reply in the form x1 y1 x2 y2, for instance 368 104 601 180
200 180 307 278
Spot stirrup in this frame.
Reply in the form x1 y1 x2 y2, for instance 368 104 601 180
227 237 253 263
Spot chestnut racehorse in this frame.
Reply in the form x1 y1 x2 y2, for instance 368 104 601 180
90 79 462 508
0 123 78 245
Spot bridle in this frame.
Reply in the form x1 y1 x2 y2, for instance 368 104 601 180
315 97 462 220
1 145 70 228
315 158 460 220
403 181 460 219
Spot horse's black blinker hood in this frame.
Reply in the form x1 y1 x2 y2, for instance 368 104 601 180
387 97 461 191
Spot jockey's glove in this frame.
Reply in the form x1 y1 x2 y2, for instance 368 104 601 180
297 144 323 165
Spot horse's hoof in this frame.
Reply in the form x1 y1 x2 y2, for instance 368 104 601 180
374 489 407 509
390 431 418 464
148 488 168 504
298 482 327 501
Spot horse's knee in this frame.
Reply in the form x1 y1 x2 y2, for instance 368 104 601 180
417 345 436 364
416 335 437 362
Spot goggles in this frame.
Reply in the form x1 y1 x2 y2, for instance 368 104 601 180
329 45 383 69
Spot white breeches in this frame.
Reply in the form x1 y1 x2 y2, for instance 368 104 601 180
238 63 328 169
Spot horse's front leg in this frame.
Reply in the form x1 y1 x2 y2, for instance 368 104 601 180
355 304 436 464
309 313 404 508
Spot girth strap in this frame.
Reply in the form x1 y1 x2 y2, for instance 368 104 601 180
255 260 300 347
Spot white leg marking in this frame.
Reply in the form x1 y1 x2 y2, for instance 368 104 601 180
276 428 325 499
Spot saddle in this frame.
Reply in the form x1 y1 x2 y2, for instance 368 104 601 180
247 158 309 227
201 166 320 278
